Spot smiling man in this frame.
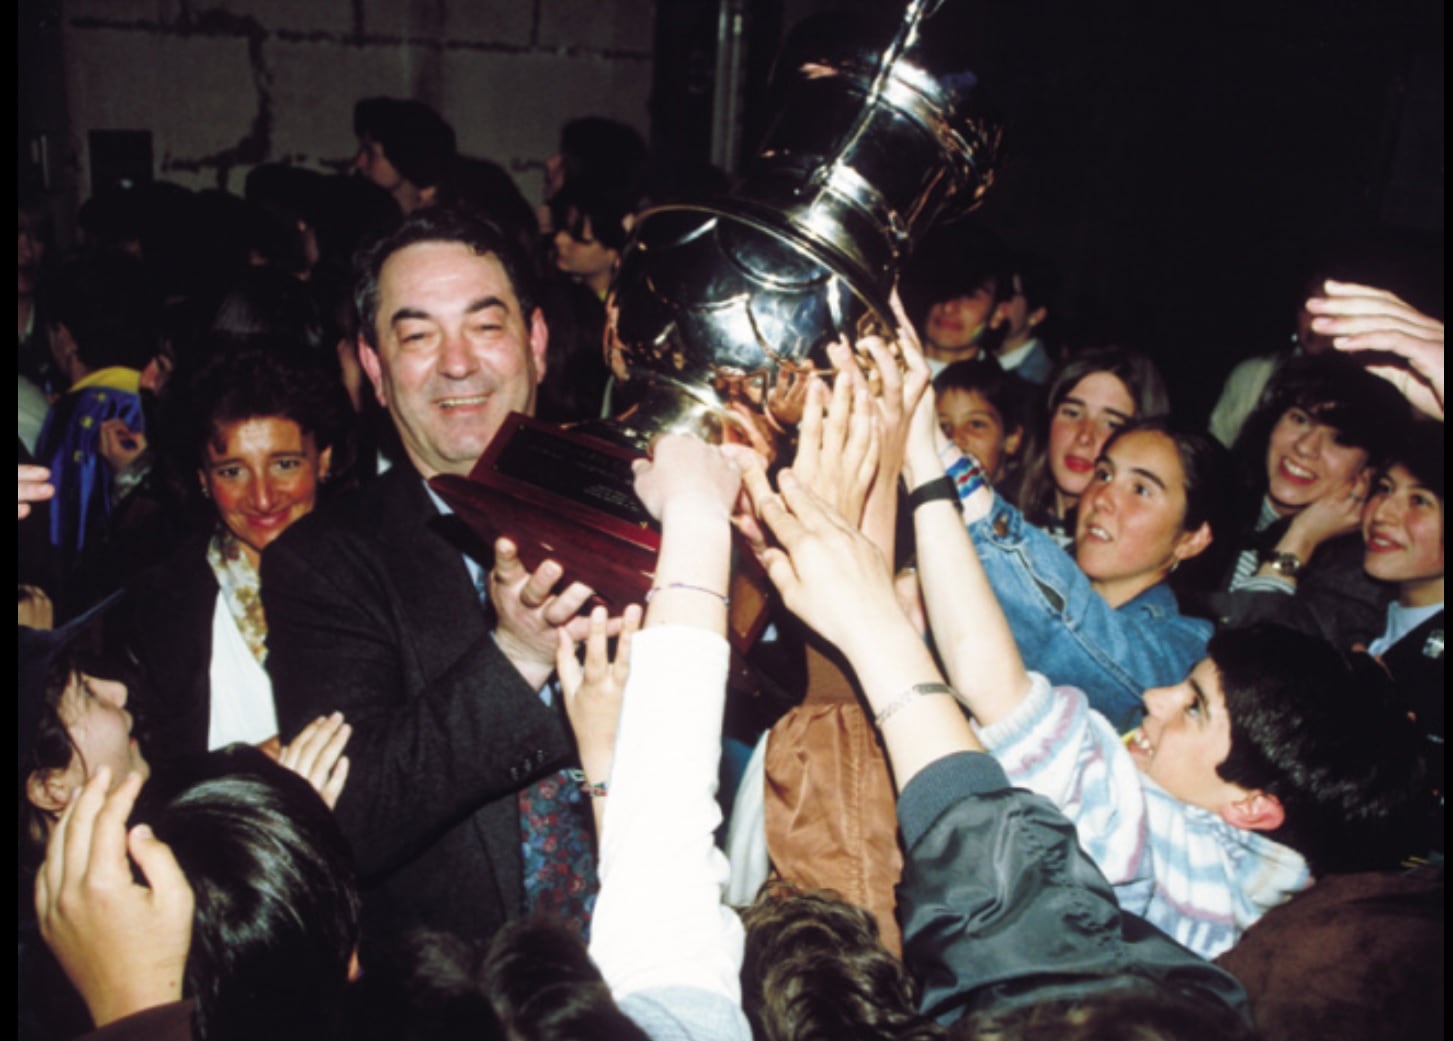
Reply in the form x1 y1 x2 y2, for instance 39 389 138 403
262 207 601 958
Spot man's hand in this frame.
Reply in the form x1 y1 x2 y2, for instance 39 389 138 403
35 767 195 1028
277 712 353 810
490 538 598 690
18 463 54 520
1308 280 1445 421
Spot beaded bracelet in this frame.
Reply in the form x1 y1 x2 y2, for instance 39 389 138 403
566 768 609 798
873 682 956 727
645 581 730 605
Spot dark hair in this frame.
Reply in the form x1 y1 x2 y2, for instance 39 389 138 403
38 248 160 372
1232 353 1413 497
905 224 1013 313
1016 347 1170 523
1377 419 1444 502
933 356 1032 437
550 180 633 255
354 205 539 349
343 930 506 1041
950 984 1254 1041
1007 249 1059 317
137 746 362 1041
433 155 542 269
182 341 351 477
739 881 944 1041
479 918 649 1041
557 116 649 205
353 97 458 190
209 266 327 354
1212 624 1430 876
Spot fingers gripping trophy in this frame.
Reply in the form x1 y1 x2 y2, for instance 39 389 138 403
433 0 1002 636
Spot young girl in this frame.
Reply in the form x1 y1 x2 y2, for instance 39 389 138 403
1013 347 1169 549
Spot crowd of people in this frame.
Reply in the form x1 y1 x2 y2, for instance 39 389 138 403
16 95 1444 1041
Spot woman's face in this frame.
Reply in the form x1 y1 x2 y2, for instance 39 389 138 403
1362 464 1444 607
553 212 618 290
202 416 331 567
936 387 1022 482
1075 429 1210 606
1263 407 1369 517
1048 371 1136 507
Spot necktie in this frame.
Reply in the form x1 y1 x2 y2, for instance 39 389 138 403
472 566 599 937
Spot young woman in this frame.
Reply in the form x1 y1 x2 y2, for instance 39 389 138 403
1360 422 1443 849
909 401 1231 731
1012 347 1169 549
114 343 351 767
1195 353 1412 650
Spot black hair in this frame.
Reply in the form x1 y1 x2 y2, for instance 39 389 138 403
38 248 160 373
549 180 633 255
353 205 539 350
905 224 1013 313
1212 624 1430 876
136 746 362 1041
739 881 944 1041
933 356 1032 438
182 340 351 476
1007 249 1059 317
556 116 649 205
209 266 328 354
343 930 506 1041
1015 347 1170 523
950 984 1254 1041
479 917 649 1041
1374 418 1444 503
353 97 458 190
433 155 542 270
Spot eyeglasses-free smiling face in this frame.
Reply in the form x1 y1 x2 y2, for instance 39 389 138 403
360 241 549 480
1075 428 1210 607
1128 658 1249 816
1263 407 1369 517
1048 371 1136 506
202 416 331 568
1362 464 1444 607
936 387 1021 483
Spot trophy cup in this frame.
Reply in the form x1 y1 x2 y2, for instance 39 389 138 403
431 0 1001 644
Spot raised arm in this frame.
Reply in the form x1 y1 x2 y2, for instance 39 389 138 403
1308 279 1444 421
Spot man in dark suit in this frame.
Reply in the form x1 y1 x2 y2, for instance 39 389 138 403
262 207 598 954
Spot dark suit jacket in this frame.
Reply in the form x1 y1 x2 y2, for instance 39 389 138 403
114 539 219 768
261 464 575 954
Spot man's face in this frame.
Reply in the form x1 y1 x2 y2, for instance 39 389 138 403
1127 658 1248 816
359 241 548 478
923 285 997 358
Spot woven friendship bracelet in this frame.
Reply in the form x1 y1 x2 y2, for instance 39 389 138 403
645 581 730 605
566 768 609 799
945 452 988 500
873 682 956 727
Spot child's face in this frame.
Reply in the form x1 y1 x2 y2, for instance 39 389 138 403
58 672 151 788
1128 658 1247 815
936 387 1019 481
1263 407 1368 516
1362 464 1444 608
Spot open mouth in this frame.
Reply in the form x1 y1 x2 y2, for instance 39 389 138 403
1083 523 1113 543
1365 531 1402 553
1277 458 1317 484
1062 455 1094 475
1125 727 1154 764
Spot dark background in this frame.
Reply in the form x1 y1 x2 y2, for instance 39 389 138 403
651 0 1444 419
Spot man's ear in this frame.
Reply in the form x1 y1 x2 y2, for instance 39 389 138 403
356 339 389 408
1220 790 1285 832
1173 521 1214 565
528 307 549 385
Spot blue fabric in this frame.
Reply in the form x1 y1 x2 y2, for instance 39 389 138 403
35 369 145 567
966 490 1211 732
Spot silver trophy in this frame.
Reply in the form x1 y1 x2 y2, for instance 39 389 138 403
434 0 1001 626
600 0 1002 450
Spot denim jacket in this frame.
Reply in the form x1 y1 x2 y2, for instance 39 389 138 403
951 452 1211 730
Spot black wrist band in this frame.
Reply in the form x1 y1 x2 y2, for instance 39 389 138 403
906 476 960 512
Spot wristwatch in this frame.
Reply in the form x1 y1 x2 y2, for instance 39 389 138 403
1260 550 1305 579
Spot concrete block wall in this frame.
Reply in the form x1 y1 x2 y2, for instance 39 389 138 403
59 0 654 208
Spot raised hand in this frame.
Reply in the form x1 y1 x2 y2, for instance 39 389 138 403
35 768 194 1028
791 358 880 527
1307 280 1445 420
557 603 642 789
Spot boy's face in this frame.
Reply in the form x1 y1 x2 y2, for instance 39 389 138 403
1128 658 1251 816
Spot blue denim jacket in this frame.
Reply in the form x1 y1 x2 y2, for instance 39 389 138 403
958 474 1212 732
